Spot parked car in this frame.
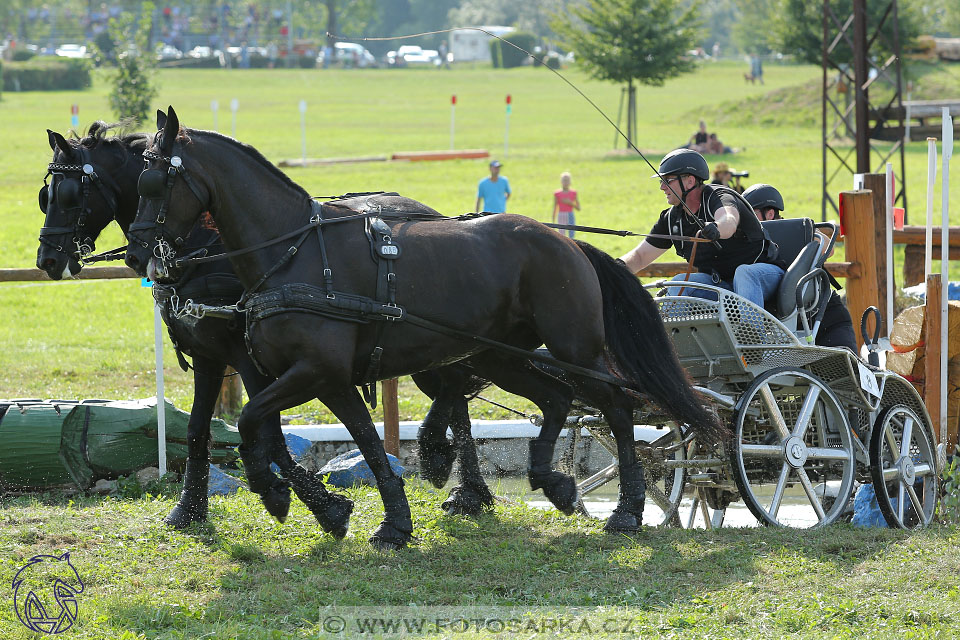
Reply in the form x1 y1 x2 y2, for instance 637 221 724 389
156 44 183 61
317 42 376 68
187 46 217 59
55 44 88 59
386 45 439 67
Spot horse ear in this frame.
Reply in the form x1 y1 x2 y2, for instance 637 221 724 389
156 109 166 130
161 106 179 154
49 130 72 157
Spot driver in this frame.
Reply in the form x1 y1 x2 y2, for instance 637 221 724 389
743 183 858 352
620 149 784 309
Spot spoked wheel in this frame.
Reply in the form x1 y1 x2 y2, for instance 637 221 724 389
869 405 938 529
731 367 856 528
574 423 686 527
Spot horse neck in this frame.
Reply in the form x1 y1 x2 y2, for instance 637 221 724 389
192 137 313 287
89 140 146 235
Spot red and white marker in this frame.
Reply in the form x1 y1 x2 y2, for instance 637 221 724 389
450 94 456 150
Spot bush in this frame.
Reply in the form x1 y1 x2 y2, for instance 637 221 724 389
494 31 537 69
11 48 36 62
489 38 502 68
2 58 92 91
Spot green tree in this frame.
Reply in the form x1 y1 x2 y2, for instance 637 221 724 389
731 0 774 55
552 0 699 148
771 0 921 65
99 2 157 125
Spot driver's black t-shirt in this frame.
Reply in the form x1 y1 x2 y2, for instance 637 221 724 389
646 184 776 282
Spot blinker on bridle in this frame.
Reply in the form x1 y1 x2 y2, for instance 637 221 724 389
128 139 209 277
38 148 119 260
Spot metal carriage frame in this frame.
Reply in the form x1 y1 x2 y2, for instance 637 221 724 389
565 222 941 531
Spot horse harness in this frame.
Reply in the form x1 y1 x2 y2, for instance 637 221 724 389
137 142 712 401
39 147 120 261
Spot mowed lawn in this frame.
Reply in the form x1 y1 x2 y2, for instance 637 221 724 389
1 481 960 639
0 61 957 420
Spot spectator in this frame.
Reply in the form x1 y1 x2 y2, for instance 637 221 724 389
552 171 580 238
687 120 708 151
750 53 764 85
475 160 511 213
438 40 450 69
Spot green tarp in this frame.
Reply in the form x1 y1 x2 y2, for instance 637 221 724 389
0 399 241 490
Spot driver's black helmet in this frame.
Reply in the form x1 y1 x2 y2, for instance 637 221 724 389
743 183 785 212
652 148 710 181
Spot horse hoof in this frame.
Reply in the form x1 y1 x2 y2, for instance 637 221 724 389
604 509 641 534
368 525 410 551
163 501 207 529
533 472 578 515
260 482 291 523
417 438 456 488
317 495 354 539
442 484 494 516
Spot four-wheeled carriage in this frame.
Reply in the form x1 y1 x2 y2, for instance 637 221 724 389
568 218 941 530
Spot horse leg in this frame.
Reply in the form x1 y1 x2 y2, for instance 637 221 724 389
235 367 329 524
319 386 413 550
235 362 353 537
164 356 224 528
411 370 457 488
442 396 495 515
469 354 577 515
569 378 645 533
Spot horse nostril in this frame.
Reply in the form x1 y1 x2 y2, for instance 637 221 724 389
125 254 141 271
40 258 57 271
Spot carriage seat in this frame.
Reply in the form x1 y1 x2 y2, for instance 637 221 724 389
761 218 824 320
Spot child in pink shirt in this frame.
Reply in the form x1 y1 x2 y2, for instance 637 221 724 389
552 171 580 238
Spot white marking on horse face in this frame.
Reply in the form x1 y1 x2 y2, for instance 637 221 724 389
147 257 159 282
61 264 74 280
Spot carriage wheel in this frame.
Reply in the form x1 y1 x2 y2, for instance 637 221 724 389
869 405 938 529
731 368 856 528
575 424 686 527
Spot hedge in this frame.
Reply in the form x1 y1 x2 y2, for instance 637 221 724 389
489 32 537 69
0 59 3 99
2 57 92 91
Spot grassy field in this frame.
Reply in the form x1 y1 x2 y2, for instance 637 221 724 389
1 480 959 639
0 60 957 421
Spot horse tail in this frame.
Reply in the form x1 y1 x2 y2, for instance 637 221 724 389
574 240 729 444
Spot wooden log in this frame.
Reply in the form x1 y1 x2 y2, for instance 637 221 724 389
381 378 400 457
215 368 244 418
925 274 942 445
390 149 489 161
841 190 881 351
0 266 138 282
863 175 892 335
893 226 960 246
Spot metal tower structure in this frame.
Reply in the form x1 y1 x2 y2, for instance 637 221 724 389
821 0 907 220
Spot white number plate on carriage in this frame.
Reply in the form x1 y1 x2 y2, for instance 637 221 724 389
857 361 881 398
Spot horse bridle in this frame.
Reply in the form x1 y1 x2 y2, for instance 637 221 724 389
38 147 119 261
128 138 209 277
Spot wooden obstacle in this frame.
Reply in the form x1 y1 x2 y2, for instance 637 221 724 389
277 149 489 167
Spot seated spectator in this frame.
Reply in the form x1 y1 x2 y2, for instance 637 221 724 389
687 120 708 151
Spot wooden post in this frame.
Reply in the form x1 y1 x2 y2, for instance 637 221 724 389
215 368 244 418
863 174 892 334
841 190 880 350
381 378 400 457
924 274 942 445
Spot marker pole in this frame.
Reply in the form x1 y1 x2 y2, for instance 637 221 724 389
450 94 456 150
505 94 512 158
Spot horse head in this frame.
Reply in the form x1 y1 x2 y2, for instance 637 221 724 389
36 123 145 280
12 552 85 634
126 106 213 280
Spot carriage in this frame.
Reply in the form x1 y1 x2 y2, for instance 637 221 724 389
567 217 942 530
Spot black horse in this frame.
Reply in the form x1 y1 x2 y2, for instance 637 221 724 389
35 122 496 522
35 123 353 535
124 106 725 549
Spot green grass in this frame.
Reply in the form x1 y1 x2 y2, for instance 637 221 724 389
1 60 958 421
1 482 959 639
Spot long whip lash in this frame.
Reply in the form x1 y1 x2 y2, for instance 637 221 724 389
329 26 707 227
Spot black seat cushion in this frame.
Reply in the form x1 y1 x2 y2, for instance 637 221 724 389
762 218 814 266
775 241 822 318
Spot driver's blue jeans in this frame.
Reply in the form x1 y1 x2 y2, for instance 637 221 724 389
667 263 784 308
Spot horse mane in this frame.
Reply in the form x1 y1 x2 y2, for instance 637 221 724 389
187 128 311 198
58 121 151 169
